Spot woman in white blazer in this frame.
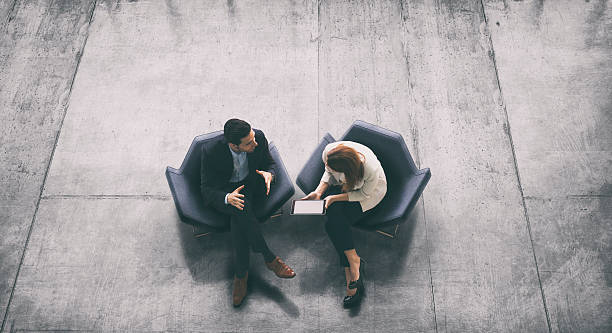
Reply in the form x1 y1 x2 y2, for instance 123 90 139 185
302 141 387 308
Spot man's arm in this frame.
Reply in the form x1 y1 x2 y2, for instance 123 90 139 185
256 130 277 181
200 145 229 209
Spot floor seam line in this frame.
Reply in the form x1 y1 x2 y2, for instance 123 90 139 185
316 0 321 143
1 1 98 331
316 3 320 328
479 1 552 332
398 0 422 169
3 0 17 29
525 195 612 199
416 1 436 329
422 194 438 333
41 194 172 200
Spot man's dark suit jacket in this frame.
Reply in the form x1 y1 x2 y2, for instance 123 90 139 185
200 129 277 211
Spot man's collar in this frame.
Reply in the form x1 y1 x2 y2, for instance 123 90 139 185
228 145 245 156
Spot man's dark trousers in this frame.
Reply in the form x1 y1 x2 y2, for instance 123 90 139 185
216 173 274 278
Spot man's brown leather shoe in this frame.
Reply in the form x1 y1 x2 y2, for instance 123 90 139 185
265 256 296 278
232 272 248 307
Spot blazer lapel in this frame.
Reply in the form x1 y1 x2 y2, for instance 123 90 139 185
217 139 234 180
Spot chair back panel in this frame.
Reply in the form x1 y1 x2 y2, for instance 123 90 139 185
340 121 418 181
295 133 336 194
180 131 225 180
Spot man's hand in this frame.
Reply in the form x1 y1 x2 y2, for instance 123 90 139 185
228 185 245 210
301 191 322 200
256 169 273 195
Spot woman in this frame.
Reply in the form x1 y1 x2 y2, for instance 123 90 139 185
302 141 387 308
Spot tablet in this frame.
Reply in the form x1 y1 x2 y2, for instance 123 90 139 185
291 200 326 215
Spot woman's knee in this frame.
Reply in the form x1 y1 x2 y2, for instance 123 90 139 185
324 215 347 235
326 202 344 218
324 218 334 234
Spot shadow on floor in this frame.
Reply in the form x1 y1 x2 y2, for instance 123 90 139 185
176 193 420 299
177 217 234 282
232 271 301 318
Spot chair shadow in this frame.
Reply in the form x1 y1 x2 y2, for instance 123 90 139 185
354 205 421 283
176 192 421 314
176 209 301 317
263 193 421 294
177 218 234 283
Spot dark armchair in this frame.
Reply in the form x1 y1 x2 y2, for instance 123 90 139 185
166 131 295 236
295 121 431 238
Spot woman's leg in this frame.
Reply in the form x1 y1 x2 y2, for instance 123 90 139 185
324 203 354 268
323 187 370 298
325 207 355 297
325 201 368 297
344 267 356 296
344 248 361 282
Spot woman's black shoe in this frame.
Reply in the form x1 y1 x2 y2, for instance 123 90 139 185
342 289 362 308
343 259 366 308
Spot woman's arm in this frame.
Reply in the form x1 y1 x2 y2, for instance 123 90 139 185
314 181 330 196
324 192 348 209
302 181 330 200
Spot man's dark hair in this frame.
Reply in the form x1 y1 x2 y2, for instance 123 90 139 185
224 118 251 145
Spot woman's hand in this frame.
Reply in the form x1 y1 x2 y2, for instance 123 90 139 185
324 195 336 209
301 191 322 200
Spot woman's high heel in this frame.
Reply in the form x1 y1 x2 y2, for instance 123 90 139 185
343 258 366 308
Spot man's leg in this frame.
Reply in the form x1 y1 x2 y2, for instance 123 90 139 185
220 176 295 278
244 174 279 261
227 195 276 262
243 174 296 278
230 217 250 279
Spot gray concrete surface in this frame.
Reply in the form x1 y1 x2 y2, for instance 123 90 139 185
0 0 96 325
484 1 612 331
1 0 610 332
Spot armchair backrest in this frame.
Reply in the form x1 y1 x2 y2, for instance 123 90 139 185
340 120 418 181
179 131 225 180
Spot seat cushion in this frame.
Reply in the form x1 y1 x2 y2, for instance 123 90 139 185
166 167 230 230
357 169 431 229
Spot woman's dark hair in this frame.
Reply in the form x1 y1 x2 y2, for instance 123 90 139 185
327 145 364 192
224 119 251 145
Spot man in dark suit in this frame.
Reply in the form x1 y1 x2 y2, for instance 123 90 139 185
200 118 295 307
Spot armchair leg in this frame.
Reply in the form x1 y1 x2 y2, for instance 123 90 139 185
269 208 283 219
192 225 212 238
376 224 399 239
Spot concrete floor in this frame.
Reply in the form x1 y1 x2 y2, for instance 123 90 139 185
1 0 610 331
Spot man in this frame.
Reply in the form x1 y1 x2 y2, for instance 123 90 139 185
200 118 296 307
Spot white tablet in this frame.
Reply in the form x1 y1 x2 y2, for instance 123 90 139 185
291 200 326 215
